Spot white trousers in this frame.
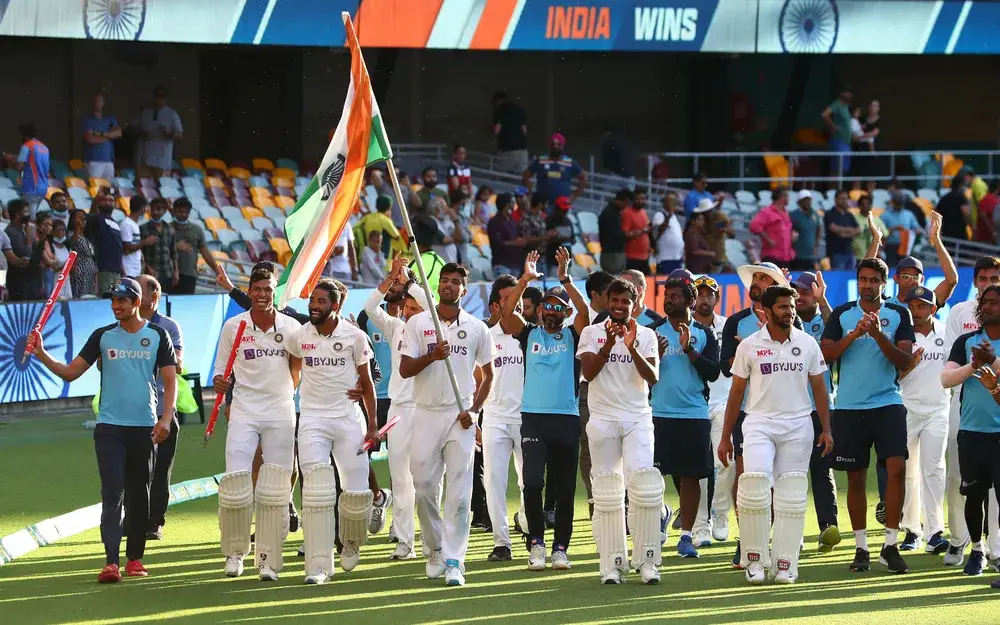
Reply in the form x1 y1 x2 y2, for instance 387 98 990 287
586 415 655 485
695 404 736 533
85 161 115 181
901 406 948 538
387 402 416 547
410 405 476 566
482 420 526 548
946 396 1000 550
225 419 295 473
741 414 813 483
297 411 369 491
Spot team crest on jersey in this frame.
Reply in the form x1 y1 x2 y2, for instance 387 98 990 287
333 342 343 351
275 333 284 344
935 338 944 346
792 347 801 356
140 338 150 347
880 318 889 327
555 332 563 340
812 323 820 333
457 330 467 340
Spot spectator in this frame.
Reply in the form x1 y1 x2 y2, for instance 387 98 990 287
447 144 471 194
622 188 651 274
67 209 98 298
492 90 528 174
354 194 400 258
13 123 50 219
749 188 794 268
487 192 524 276
544 196 575 274
359 230 386 284
789 190 821 271
935 176 971 244
821 86 854 178
857 100 881 191
472 185 493 226
82 91 121 182
962 167 989 231
35 211 57 297
683 203 715 274
48 218 73 300
0 226 11 300
706 201 734 272
428 196 463 264
520 192 550 269
135 86 182 179
881 192 923 266
3 199 33 300
326 224 358 281
171 198 219 294
823 189 861 270
409 215 448 297
85 194 124 294
886 178 927 230
416 166 448 208
598 189 631 274
120 196 146 278
683 172 720 219
48 191 71 227
651 190 684 274
523 133 587 207
980 179 1000 244
601 124 634 178
139 198 177 286
852 193 888 261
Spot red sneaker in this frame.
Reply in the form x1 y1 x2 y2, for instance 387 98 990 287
125 560 148 577
98 564 122 583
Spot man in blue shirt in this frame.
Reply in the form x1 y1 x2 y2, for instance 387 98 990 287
881 193 923 267
683 172 720 220
942 285 1000 579
522 133 587 209
86 193 124 294
31 277 177 583
14 124 49 219
789 191 821 271
82 92 121 182
822 258 915 575
649 273 720 559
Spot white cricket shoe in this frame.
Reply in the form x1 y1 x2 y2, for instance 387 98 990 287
258 563 278 581
774 569 796 584
601 569 625 584
712 514 730 542
369 489 392 534
528 544 547 571
390 542 416 560
426 550 446 579
387 521 398 543
745 562 766 585
422 542 431 558
341 542 361 572
692 528 713 548
944 541 967 567
304 569 329 585
639 561 660 584
444 559 465 586
224 554 244 577
551 550 572 570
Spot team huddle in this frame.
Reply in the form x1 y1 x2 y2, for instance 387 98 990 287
29 212 1000 589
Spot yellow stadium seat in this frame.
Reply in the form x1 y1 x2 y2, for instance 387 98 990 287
68 158 85 171
65 176 87 189
574 253 596 270
89 177 111 191
763 154 790 190
849 189 865 201
472 231 490 250
586 241 602 255
117 197 131 215
204 217 229 233
242 206 264 221
252 158 275 171
228 167 251 181
250 186 272 199
273 167 296 181
940 153 965 182
819 257 831 271
204 158 227 171
211 250 230 263
181 158 204 171
273 177 294 189
269 237 292 265
913 197 934 217
253 196 275 210
469 223 484 237
45 186 61 200
204 176 226 189
274 196 296 211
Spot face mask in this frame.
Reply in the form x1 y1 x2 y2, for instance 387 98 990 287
53 236 66 244
175 218 188 225
151 217 163 224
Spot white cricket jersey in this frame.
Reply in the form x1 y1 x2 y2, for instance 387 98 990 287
900 318 950 413
401 308 494 410
362 289 415 406
731 325 827 420
288 318 371 418
214 311 299 423
483 324 523 425
577 323 659 422
704 314 731 409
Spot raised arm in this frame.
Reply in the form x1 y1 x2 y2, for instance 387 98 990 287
554 247 590 335
32 332 93 382
864 212 882 259
813 271 833 320
501 251 542 337
928 212 958 305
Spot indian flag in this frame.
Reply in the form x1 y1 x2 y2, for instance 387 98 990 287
276 12 391 307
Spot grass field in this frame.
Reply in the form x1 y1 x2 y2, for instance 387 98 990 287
2 415 999 625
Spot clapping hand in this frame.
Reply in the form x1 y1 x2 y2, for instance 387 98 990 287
678 323 691 351
811 271 827 300
522 250 543 282
555 246 572 280
972 340 996 369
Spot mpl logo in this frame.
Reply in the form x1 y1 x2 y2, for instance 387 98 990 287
300 343 317 351
756 349 773 357
964 322 979 331
240 335 255 344
423 329 437 337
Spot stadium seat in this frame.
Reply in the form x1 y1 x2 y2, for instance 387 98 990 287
917 188 939 203
74 198 91 212
228 217 252 233
228 167 251 181
181 158 203 171
189 196 211 210
231 177 249 192
139 188 160 200
89 177 112 191
217 230 242 251
241 228 264 242
249 175 269 188
576 211 599 234
263 206 285 222
161 187 184 200
116 197 131 215
65 177 87 189
268 238 292 264
184 168 204 180
0 187 19 207
241 206 264 221
219 205 242 222
118 187 135 199
274 167 296 181
735 190 756 205
68 186 91 202
272 215 285 231
68 158 85 171
211 250 230 265
762 154 790 189
574 253 596 270
45 186 62 200
204 176 226 189
275 187 296 199
263 226 284 240
195 205 221 221
204 158 227 172
253 196 275 210
274 196 296 210
273 176 295 189
0 178 11 189
726 239 749 266
586 240 601 255
251 216 273 231
205 216 230 233
472 231 490 250
159 176 180 189
276 158 299 173
252 158 275 172
113 177 134 189
111 209 126 223
231 248 252 263
248 239 276 262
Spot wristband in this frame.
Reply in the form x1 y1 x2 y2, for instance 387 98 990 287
560 278 572 285
991 384 1000 396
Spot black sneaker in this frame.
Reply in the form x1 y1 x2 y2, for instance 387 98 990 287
488 546 513 562
879 544 909 574
731 539 742 569
544 509 556 529
146 526 163 541
964 550 986 576
289 502 300 533
850 548 871 572
874 501 887 527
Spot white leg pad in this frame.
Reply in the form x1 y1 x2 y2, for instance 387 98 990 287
302 464 338 577
254 463 290 573
592 472 628 577
339 490 374 548
627 467 664 568
737 472 772 569
218 471 253 558
771 471 808 578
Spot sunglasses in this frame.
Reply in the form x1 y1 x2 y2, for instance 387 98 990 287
542 302 568 312
693 276 719 290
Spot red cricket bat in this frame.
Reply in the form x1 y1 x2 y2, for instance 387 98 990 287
22 251 77 363
203 319 248 445
356 414 401 455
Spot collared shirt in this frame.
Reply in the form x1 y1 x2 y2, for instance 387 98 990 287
527 155 582 202
800 310 833 399
649 319 719 420
400 308 493 410
120 217 142 277
362 289 413 405
823 207 858 257
289 319 371 418
577 322 659 421
137 105 182 170
485 324 525 424
213 311 299 422
488 213 521 270
790 209 820 261
704 314 731 410
683 189 713 220
17 139 49 195
822 300 915 410
901 319 950 413
149 312 182 411
140 220 177 281
82 114 118 163
880 207 921 246
173 223 206 278
949 329 1000 433
749 204 794 262
622 206 651 261
519 324 579 416
721 306 804 409
86 213 124 273
731 325 827 420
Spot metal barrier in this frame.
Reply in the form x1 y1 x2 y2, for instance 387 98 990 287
933 236 1000 267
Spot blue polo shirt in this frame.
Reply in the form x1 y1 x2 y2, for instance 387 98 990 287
790 209 820 260
79 321 177 427
82 114 119 163
150 312 182 410
650 320 718 420
880 208 920 247
949 329 1000 433
528 155 582 203
822 300 915 410
357 309 391 400
518 324 580 415
683 189 713 219
800 311 833 398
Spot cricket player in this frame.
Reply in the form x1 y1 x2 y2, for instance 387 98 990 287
577 278 661 585
363 255 429 561
578 271 615 519
720 285 833 584
399 263 495 587
213 268 302 581
289 279 380 585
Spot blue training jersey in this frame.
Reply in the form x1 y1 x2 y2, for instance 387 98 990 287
80 321 177 427
358 309 392 400
800 311 833 399
949 329 1000 433
649 319 719 419
822 299 915 410
518 324 580 415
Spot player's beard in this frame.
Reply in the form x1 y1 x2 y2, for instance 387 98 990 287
748 285 762 301
695 302 713 317
309 309 333 326
542 314 562 332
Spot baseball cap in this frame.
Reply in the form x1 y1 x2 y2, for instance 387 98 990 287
796 190 813 203
543 285 571 306
554 196 572 212
668 268 695 282
550 132 566 145
906 285 935 305
791 272 818 290
103 277 141 300
896 256 924 274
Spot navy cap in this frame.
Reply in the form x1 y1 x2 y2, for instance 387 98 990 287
668 268 695 282
896 256 924 274
791 272 818 290
906 285 935 305
103 277 141 300
543 286 571 306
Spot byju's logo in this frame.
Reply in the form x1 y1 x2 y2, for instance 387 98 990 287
244 349 257 360
760 363 773 374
